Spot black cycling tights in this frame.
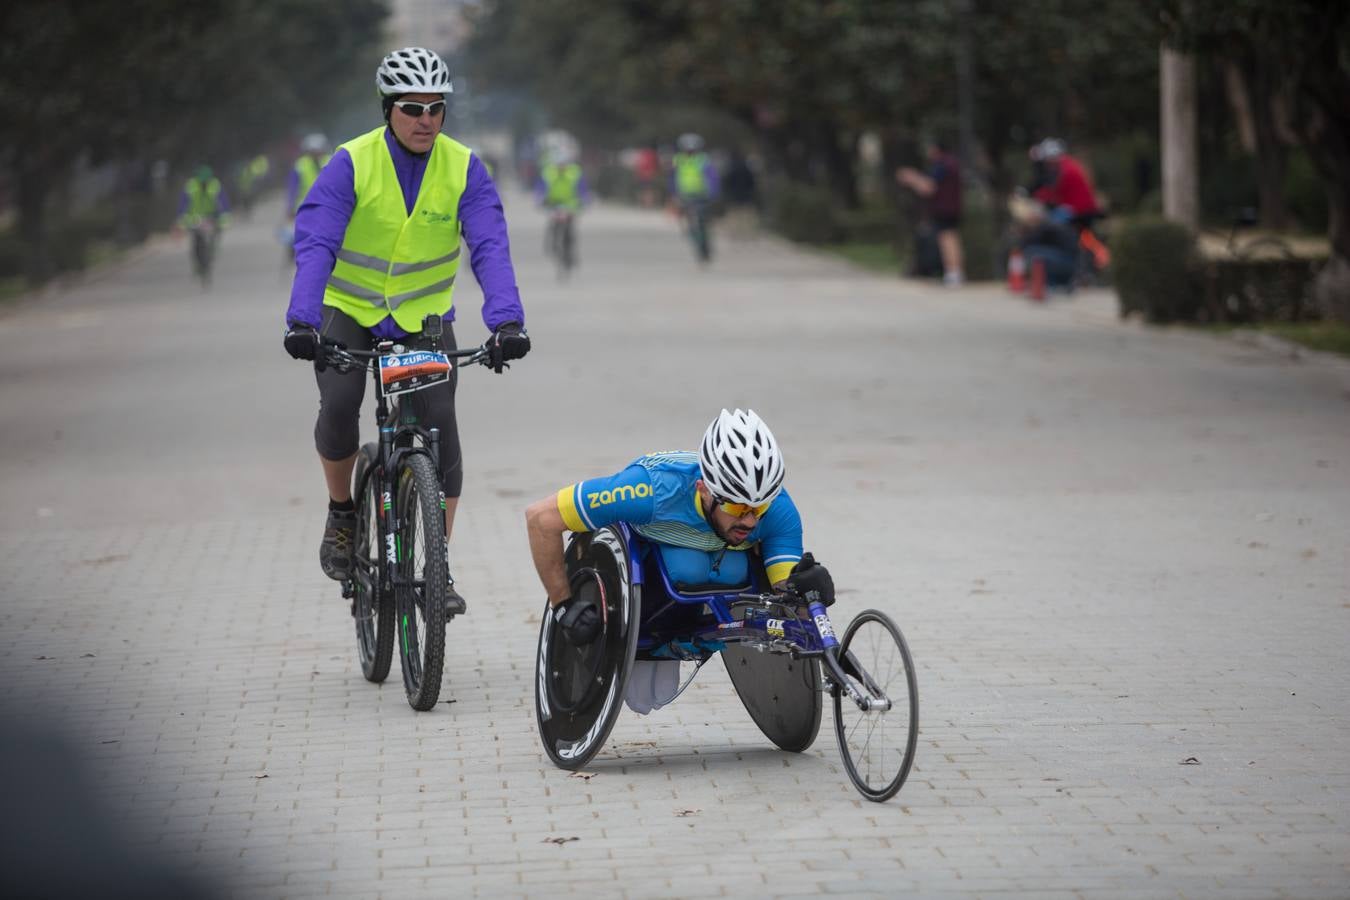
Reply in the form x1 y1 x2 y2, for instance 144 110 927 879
314 306 462 497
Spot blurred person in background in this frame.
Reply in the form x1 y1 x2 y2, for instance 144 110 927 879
535 145 590 273
1029 138 1101 225
671 132 719 263
634 143 661 207
176 164 229 285
280 46 531 607
234 152 271 220
896 138 963 286
1010 194 1079 292
283 134 331 263
721 150 760 240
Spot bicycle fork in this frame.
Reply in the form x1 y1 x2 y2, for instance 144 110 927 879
810 601 892 713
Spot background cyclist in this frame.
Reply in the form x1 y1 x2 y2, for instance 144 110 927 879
281 46 531 612
176 164 230 281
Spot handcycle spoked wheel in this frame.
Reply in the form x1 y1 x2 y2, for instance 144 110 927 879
535 527 640 769
352 442 394 682
832 609 919 802
394 452 448 711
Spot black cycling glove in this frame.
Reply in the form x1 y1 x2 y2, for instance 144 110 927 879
489 322 531 374
553 594 601 645
284 325 320 362
785 552 835 607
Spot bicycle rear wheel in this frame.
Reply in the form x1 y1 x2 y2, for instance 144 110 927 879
394 452 447 711
832 610 918 802
352 443 394 683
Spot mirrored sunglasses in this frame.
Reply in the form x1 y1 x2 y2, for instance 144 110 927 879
393 100 446 119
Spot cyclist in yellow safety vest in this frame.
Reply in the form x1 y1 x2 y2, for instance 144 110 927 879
178 165 230 229
671 133 719 204
535 156 589 212
281 47 531 609
289 133 331 219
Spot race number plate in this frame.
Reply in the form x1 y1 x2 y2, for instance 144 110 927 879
379 350 451 397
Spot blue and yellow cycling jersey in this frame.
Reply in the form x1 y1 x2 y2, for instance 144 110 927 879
555 451 803 586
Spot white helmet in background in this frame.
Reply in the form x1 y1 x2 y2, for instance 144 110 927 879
301 133 328 154
677 132 705 153
699 408 785 506
1034 137 1066 161
377 47 453 96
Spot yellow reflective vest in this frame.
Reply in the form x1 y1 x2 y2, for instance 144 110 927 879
293 154 330 213
323 127 470 332
542 162 582 210
674 152 709 197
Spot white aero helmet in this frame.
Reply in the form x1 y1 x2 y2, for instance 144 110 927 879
699 408 786 506
377 47 453 96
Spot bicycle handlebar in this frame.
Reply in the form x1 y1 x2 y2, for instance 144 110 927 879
318 335 491 373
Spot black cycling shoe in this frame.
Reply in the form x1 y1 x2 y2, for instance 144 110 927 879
445 584 467 616
319 508 357 581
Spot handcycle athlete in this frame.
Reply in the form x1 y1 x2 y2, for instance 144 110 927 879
524 409 919 801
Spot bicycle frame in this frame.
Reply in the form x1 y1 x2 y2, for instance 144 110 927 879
621 524 892 714
328 339 488 617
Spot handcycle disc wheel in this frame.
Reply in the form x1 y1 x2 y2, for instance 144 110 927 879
535 527 640 770
832 609 918 802
394 453 447 711
722 645 822 753
352 443 394 683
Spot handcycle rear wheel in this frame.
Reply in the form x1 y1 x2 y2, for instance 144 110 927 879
535 527 640 769
352 443 394 683
832 609 918 802
394 453 447 711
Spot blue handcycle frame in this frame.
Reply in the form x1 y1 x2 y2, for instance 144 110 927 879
618 523 888 713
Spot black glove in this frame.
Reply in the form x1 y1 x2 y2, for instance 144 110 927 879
489 322 530 374
785 552 835 607
552 594 601 645
284 325 320 362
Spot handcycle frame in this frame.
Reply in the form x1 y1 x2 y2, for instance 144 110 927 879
537 523 917 800
631 531 890 715
320 334 490 708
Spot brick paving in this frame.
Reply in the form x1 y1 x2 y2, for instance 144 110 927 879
1 193 1347 898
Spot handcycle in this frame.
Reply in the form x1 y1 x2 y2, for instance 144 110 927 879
318 322 492 711
534 524 919 802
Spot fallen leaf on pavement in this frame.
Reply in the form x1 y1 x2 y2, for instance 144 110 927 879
675 808 702 817
1180 757 1201 765
568 771 595 781
543 836 579 845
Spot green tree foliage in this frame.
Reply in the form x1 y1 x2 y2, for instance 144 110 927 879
467 0 1158 206
0 0 388 281
1160 0 1350 318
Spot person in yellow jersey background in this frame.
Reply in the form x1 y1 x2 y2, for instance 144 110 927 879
281 47 531 612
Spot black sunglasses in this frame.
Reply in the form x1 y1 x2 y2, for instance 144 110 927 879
393 100 446 119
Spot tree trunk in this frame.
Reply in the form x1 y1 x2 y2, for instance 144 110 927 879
1312 184 1350 323
1246 57 1289 230
1161 45 1200 228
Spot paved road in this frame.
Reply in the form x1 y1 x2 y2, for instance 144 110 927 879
1 190 1348 899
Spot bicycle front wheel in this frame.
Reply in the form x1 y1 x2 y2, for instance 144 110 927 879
832 609 918 802
394 453 447 711
352 443 394 683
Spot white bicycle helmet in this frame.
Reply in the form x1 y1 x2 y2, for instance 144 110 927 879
301 133 328 153
677 132 705 152
377 47 453 96
698 409 785 506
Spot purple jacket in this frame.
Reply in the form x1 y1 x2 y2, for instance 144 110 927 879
285 128 525 340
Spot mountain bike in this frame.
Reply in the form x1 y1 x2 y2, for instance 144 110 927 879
319 326 491 711
546 207 576 279
189 219 220 287
679 197 713 264
534 526 919 802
